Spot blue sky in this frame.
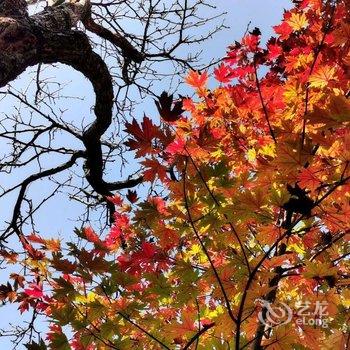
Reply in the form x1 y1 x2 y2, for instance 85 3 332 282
0 1 291 347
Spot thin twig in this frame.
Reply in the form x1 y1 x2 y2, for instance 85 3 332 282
183 158 237 325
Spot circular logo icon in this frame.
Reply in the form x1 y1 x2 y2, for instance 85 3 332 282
256 299 293 327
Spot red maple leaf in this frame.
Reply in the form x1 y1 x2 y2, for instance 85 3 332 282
214 64 233 83
141 158 168 182
242 33 260 51
273 21 293 40
26 233 45 244
267 42 283 61
165 138 186 156
84 227 100 244
126 189 138 203
141 242 156 258
104 225 122 248
106 194 123 206
149 196 170 216
24 283 43 299
20 236 45 260
124 116 161 157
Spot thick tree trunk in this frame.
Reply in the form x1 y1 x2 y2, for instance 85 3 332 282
0 0 92 88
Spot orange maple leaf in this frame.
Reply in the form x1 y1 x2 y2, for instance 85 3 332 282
185 70 208 89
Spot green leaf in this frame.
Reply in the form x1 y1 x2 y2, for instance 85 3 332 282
49 332 70 350
100 320 118 339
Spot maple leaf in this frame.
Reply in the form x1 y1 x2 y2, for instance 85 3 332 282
274 141 312 173
77 249 110 272
104 225 122 249
242 31 260 51
323 330 349 350
165 137 186 156
256 225 282 246
106 194 123 206
300 326 324 350
333 21 350 46
298 168 321 191
124 116 161 157
308 94 350 126
141 158 168 182
27 233 45 244
51 253 77 274
309 65 336 89
117 241 167 275
214 64 233 83
229 65 255 79
83 226 100 244
287 12 309 31
0 250 18 264
148 196 170 216
44 239 61 252
0 282 17 302
47 328 70 350
165 310 197 338
153 226 180 250
126 189 138 203
141 158 167 182
19 300 30 314
22 242 45 261
10 273 25 289
155 91 184 122
303 261 338 279
185 70 208 89
273 21 293 39
263 254 295 269
267 41 282 61
24 283 43 299
262 326 297 350
141 242 156 258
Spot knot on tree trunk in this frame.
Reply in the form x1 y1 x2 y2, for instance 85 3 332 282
47 0 91 26
32 0 91 31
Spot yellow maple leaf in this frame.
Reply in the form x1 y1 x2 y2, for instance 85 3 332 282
75 292 97 304
44 238 61 252
303 261 338 279
274 142 311 173
247 148 257 162
283 82 302 104
287 12 309 31
309 65 336 89
269 186 290 207
341 289 350 307
259 143 276 158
